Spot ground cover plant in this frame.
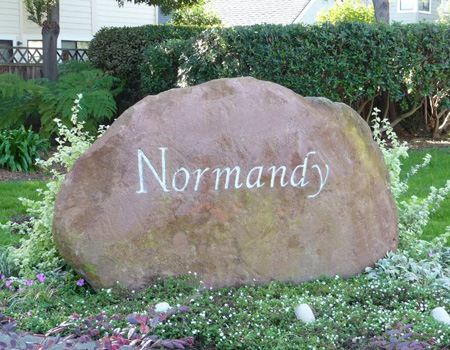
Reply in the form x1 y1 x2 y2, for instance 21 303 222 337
0 102 450 349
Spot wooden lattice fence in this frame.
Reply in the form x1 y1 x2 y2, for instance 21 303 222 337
0 46 89 80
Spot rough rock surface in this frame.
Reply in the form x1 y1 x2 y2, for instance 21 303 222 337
53 77 398 291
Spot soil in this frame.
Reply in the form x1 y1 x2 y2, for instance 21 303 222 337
0 167 53 182
0 138 449 182
0 151 65 182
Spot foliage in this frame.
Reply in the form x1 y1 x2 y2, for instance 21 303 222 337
24 0 58 27
0 247 16 278
0 67 120 138
57 61 94 75
169 0 221 26
437 1 450 24
141 22 450 136
39 69 121 136
1 95 96 275
371 322 431 349
0 74 46 130
88 24 204 106
366 115 450 297
317 0 375 24
1 273 448 349
116 0 203 14
141 38 196 95
0 126 49 172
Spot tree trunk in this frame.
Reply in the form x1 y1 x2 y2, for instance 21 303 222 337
42 2 60 81
372 0 389 23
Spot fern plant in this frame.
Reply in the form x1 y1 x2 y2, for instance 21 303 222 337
39 69 121 136
0 69 121 139
0 74 45 130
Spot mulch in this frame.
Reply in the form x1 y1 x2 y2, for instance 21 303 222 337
0 168 53 182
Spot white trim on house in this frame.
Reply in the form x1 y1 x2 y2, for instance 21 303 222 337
442 0 449 12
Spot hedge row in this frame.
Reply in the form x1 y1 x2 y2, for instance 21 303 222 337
139 22 450 137
89 25 204 106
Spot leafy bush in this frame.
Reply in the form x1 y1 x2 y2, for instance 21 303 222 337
366 113 450 292
317 0 375 24
0 68 120 138
141 38 196 95
1 95 98 275
141 22 450 137
89 24 204 106
0 126 49 172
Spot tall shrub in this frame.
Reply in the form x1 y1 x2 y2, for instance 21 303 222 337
139 22 450 136
88 25 204 106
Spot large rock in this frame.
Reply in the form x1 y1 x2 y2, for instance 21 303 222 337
53 77 398 291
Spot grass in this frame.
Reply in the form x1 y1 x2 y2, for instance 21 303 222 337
399 147 450 241
0 181 46 247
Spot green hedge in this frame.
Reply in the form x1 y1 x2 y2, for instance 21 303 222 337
89 25 204 106
140 22 450 137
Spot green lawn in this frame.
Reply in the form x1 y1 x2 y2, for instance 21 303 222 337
399 147 450 241
0 181 47 247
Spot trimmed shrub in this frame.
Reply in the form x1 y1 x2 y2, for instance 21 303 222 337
140 22 450 136
141 38 196 96
88 25 204 105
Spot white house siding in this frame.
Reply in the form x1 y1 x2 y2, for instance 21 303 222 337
97 0 156 28
0 0 20 41
295 0 336 24
60 0 92 40
0 0 157 47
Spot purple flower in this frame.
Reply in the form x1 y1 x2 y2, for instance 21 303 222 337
76 279 85 287
27 311 32 317
24 279 33 287
36 273 46 283
5 280 12 287
1 274 5 280
428 253 435 258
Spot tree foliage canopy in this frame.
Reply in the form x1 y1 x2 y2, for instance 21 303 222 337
24 0 58 27
116 0 203 14
169 1 221 26
317 0 375 24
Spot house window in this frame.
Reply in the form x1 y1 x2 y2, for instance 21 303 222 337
61 41 89 61
27 40 43 63
400 0 415 10
0 40 13 63
418 0 430 11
